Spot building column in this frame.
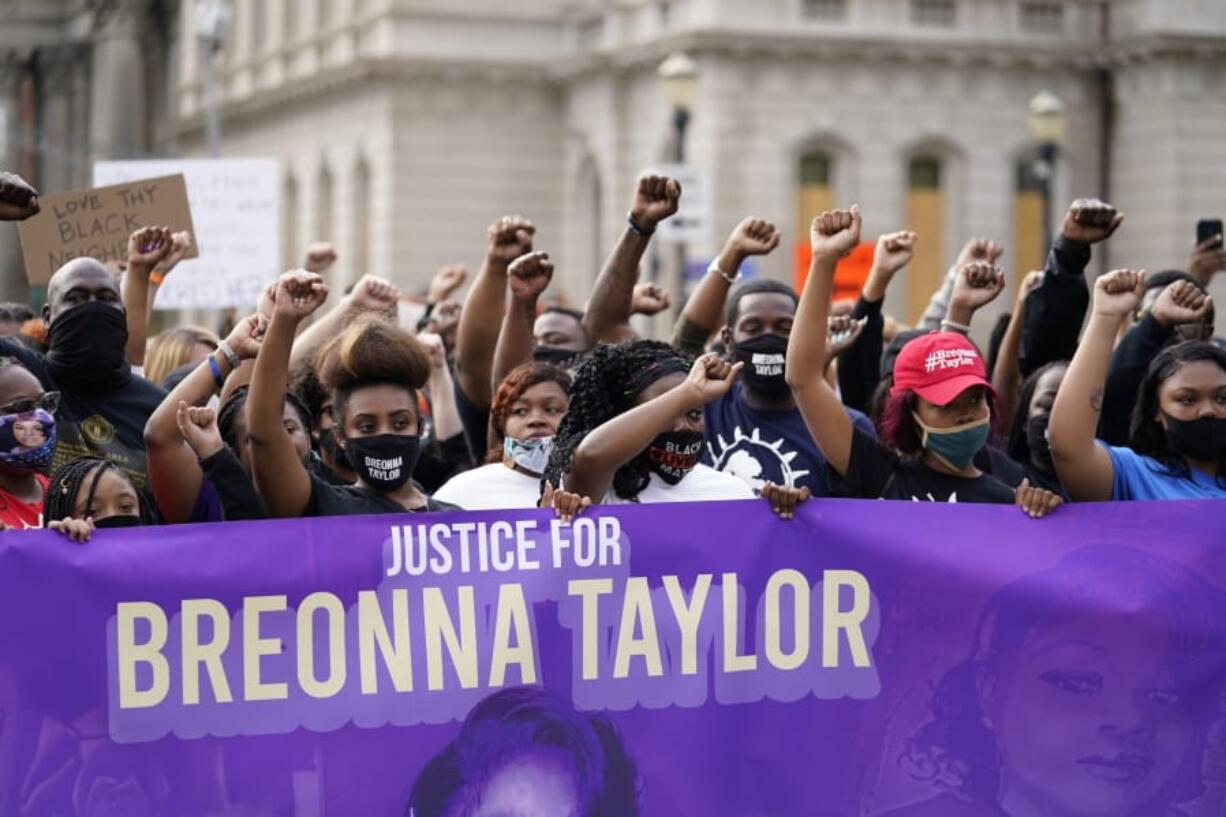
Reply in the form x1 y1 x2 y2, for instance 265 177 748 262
89 2 147 162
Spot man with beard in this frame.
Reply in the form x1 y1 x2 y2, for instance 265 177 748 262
676 217 878 497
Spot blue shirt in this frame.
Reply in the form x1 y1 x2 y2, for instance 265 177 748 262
703 383 876 497
1104 443 1226 501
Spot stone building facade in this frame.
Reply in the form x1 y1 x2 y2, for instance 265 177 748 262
3 0 1225 327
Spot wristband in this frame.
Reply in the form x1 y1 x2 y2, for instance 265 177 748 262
627 212 655 237
707 259 740 285
940 318 971 335
148 270 166 285
207 355 225 389
216 340 241 371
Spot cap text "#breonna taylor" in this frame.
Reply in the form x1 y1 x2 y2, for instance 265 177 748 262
923 349 977 373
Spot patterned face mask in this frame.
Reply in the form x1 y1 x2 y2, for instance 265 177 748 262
0 392 58 473
504 435 554 477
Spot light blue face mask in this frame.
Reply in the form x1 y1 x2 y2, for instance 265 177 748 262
911 413 990 471
504 436 554 477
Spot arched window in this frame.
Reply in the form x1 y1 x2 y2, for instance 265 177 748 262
905 156 946 322
283 173 299 270
352 157 372 284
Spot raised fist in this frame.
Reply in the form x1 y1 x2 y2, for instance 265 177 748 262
1063 199 1123 245
0 172 39 221
810 206 862 262
825 315 867 363
302 242 338 274
872 230 917 278
630 175 682 229
274 270 330 320
725 217 782 260
428 263 468 304
224 313 267 361
1092 269 1145 319
348 274 400 313
175 401 225 460
416 331 448 372
684 352 742 406
507 251 554 301
955 238 1004 268
951 261 1006 312
1150 279 1212 329
487 216 535 263
631 282 671 316
127 226 174 269
1014 270 1044 309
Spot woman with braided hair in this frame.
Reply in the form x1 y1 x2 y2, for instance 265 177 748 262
543 340 809 516
44 455 157 543
434 362 571 510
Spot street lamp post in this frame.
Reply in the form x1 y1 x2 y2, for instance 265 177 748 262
1028 90 1066 257
657 52 699 315
194 0 233 158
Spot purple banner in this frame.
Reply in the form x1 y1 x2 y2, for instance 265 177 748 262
0 499 1224 816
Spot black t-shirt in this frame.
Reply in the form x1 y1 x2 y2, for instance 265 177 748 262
0 338 165 490
304 472 461 517
834 426 1016 504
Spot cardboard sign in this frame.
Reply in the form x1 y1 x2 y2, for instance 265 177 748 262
94 159 279 310
16 175 196 285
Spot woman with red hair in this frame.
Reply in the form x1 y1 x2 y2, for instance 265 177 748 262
434 362 571 509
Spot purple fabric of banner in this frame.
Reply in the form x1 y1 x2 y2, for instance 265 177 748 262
0 498 1223 817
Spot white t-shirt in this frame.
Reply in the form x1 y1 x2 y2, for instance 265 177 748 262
603 463 756 504
433 463 543 510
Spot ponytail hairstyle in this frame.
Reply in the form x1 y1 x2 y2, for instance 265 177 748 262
317 316 432 427
543 340 690 500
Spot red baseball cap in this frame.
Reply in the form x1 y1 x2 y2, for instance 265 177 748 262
890 331 995 406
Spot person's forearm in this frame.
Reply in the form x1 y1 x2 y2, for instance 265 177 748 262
581 227 650 344
1050 314 1117 460
1019 237 1091 377
455 253 509 408
991 308 1026 434
146 355 230 448
427 365 464 444
144 281 162 322
287 297 359 373
919 265 958 330
789 255 837 388
674 245 743 339
837 296 884 414
250 314 297 448
492 295 537 391
123 265 152 366
568 386 693 500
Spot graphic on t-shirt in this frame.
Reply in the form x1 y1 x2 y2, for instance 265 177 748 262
708 426 810 490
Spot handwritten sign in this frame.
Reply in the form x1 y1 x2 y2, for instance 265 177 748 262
94 159 279 310
16 175 196 285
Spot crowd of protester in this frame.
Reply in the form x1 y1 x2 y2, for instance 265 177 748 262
0 165 1222 540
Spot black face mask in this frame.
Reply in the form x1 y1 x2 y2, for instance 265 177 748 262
46 302 131 391
1026 413 1054 471
532 345 577 367
1161 413 1226 463
733 334 790 399
644 430 704 485
345 433 421 492
93 514 141 529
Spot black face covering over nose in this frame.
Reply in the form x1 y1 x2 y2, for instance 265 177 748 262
1162 413 1226 463
46 302 131 391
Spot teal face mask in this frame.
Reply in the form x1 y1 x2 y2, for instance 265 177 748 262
911 412 990 471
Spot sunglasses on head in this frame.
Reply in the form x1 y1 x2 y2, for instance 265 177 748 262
0 391 60 417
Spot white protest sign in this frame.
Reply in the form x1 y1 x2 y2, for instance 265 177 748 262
651 163 712 244
94 159 279 310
